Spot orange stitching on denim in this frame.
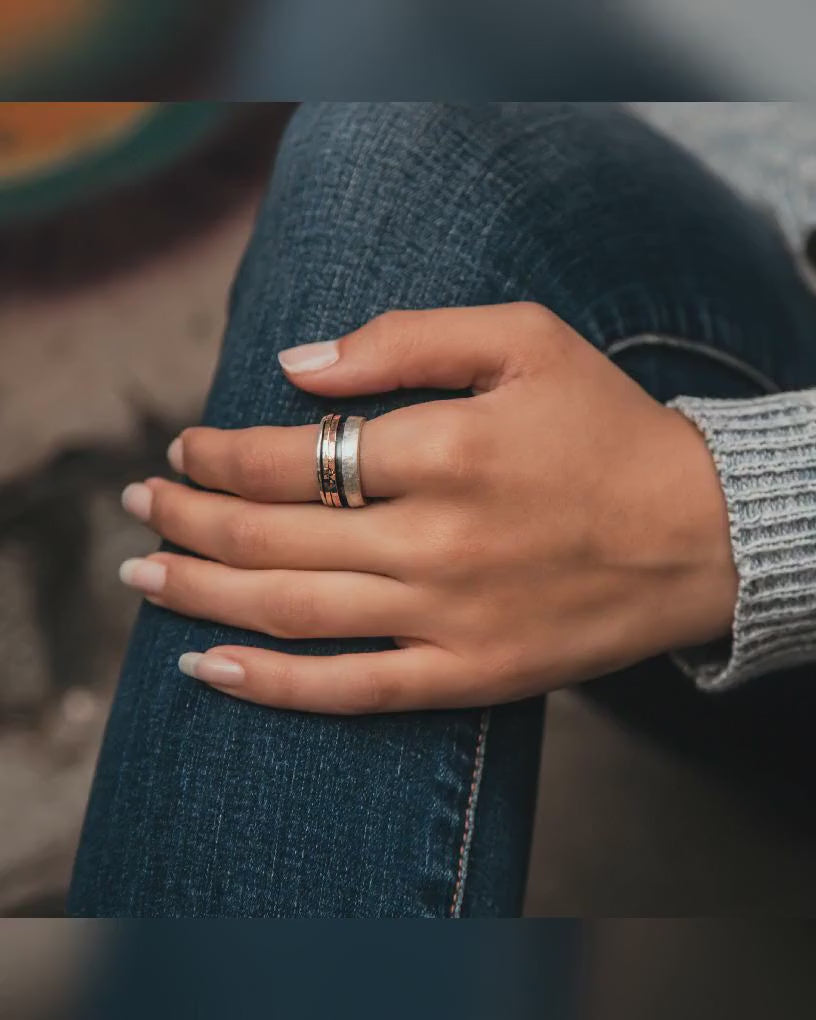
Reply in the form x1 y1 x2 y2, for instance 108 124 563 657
449 709 490 918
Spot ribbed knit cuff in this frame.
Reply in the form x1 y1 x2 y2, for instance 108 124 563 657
668 390 816 690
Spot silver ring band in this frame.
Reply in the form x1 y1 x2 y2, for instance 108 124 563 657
339 415 367 507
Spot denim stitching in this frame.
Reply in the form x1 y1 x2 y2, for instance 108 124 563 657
449 708 491 918
606 333 780 395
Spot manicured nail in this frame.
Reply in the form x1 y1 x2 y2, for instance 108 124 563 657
167 436 184 473
121 482 152 521
178 651 245 686
118 557 166 594
277 339 339 373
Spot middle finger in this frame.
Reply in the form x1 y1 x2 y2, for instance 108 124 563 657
125 477 403 574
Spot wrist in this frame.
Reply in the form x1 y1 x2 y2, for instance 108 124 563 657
653 407 739 650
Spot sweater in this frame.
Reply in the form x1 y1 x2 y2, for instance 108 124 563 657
669 390 816 690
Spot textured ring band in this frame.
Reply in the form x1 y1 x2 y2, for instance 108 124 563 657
321 413 342 507
316 413 367 507
338 415 367 507
316 414 330 498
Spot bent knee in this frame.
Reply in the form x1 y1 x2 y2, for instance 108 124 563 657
285 101 588 174
273 102 601 242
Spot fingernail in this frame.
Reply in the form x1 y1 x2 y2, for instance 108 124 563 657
119 557 166 594
121 482 152 521
167 436 184 473
178 651 245 686
277 339 339 373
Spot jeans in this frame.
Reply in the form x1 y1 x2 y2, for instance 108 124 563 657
68 103 816 917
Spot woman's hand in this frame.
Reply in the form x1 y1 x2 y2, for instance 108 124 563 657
119 303 738 713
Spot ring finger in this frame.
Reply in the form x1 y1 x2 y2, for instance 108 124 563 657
172 410 420 503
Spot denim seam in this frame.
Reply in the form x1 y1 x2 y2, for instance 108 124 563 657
449 708 490 918
605 333 780 395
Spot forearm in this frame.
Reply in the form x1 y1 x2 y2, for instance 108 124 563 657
670 388 816 690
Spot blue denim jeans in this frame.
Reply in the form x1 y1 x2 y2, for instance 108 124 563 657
68 103 816 917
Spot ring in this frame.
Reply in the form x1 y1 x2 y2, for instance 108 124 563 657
317 413 367 507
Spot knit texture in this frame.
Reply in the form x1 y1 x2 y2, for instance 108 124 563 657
669 390 816 690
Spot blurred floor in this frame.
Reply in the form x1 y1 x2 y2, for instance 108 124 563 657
0 105 287 915
1 103 815 918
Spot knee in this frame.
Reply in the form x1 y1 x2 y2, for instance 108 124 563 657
278 102 474 201
278 102 640 220
269 103 582 244
285 102 464 165
285 103 584 195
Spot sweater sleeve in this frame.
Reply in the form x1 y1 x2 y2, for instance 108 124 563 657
667 389 816 691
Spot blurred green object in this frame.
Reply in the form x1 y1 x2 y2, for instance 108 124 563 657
0 103 227 226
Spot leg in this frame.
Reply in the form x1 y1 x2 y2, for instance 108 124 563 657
69 104 816 917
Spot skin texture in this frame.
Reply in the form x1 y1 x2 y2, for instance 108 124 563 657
119 302 738 713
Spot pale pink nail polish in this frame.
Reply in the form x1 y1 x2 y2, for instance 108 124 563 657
167 437 184 473
121 482 152 521
277 339 339 373
119 557 166 594
178 652 245 686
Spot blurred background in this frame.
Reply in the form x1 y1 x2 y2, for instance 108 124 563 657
2 0 816 98
0 100 294 916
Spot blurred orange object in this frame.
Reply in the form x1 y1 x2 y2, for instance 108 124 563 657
0 0 103 71
0 102 155 182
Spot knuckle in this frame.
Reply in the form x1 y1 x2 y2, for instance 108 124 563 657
509 301 569 370
371 308 407 335
454 527 491 566
415 522 498 586
258 658 297 703
434 513 469 555
367 309 421 360
149 485 181 534
512 300 550 327
418 513 473 575
221 511 268 564
234 433 271 488
334 668 394 715
265 582 319 638
364 311 395 351
470 645 528 699
421 415 479 487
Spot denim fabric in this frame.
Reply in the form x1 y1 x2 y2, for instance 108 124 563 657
68 103 816 917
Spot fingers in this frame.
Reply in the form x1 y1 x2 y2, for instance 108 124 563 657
162 303 566 503
123 477 401 574
172 412 420 502
277 302 558 396
177 643 476 714
120 552 415 639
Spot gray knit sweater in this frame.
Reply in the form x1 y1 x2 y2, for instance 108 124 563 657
668 390 816 690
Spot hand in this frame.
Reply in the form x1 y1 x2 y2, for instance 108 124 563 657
119 303 738 713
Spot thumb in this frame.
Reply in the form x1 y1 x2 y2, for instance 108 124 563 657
276 303 550 396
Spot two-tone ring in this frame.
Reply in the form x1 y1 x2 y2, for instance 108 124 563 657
316 414 367 507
